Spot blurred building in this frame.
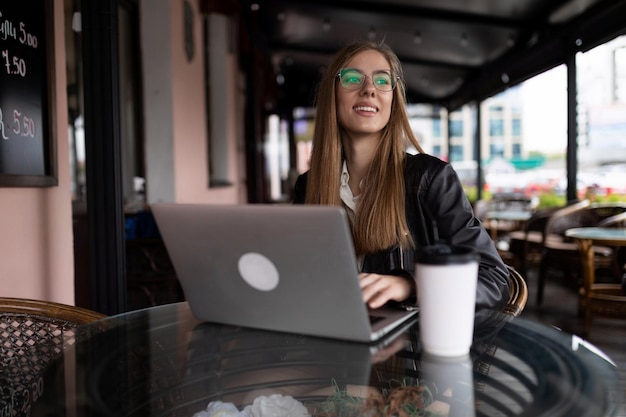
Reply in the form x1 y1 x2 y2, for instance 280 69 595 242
577 36 626 168
408 86 524 164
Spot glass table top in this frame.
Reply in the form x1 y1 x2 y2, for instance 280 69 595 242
565 227 626 241
485 211 533 222
29 302 621 417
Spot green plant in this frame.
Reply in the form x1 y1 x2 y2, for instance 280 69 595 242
536 192 566 208
592 193 626 203
463 187 492 204
307 380 441 417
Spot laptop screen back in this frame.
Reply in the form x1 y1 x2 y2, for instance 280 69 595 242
151 203 378 341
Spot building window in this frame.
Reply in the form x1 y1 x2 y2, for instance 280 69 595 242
433 145 441 156
512 143 522 157
449 145 463 162
489 119 504 136
432 118 442 138
490 142 505 158
512 118 522 136
615 46 626 103
449 120 463 137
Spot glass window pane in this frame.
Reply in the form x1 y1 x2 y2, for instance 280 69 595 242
481 68 567 204
577 35 626 202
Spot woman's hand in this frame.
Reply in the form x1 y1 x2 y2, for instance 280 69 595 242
358 273 415 309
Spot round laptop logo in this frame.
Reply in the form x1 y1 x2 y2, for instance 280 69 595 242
237 252 280 291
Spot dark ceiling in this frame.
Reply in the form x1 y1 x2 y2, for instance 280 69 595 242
240 0 626 112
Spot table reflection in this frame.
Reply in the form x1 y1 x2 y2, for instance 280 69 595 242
30 302 620 417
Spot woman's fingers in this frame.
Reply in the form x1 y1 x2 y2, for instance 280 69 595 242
359 273 411 308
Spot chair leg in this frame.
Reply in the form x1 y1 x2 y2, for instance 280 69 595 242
519 253 527 278
536 258 549 306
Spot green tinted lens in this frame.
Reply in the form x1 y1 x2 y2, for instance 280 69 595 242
372 72 394 91
338 69 396 91
339 69 364 89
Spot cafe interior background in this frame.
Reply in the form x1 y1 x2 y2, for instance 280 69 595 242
0 0 626 316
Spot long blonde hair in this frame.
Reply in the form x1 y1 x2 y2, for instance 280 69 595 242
305 40 425 255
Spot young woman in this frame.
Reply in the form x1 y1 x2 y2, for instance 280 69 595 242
293 40 509 311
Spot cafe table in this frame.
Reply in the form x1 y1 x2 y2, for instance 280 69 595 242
564 227 626 333
30 302 621 417
484 210 533 242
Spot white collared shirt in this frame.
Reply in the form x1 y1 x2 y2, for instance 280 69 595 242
340 160 360 213
339 160 364 271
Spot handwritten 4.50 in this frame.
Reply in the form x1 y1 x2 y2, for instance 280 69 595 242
0 107 36 140
2 48 27 77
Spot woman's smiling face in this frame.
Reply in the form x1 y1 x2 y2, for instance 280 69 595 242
336 49 394 139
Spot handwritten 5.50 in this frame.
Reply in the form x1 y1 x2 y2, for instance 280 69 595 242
0 107 36 140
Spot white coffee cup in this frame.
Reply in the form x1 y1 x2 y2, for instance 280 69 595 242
415 245 479 357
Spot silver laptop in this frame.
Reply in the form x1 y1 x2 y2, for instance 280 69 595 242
151 203 419 343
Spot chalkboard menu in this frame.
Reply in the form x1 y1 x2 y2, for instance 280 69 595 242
0 0 56 187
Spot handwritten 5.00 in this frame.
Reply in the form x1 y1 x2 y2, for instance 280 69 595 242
0 107 36 140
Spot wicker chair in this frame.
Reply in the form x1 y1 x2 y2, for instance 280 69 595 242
536 201 626 305
0 297 106 417
504 265 528 317
598 211 626 228
506 207 559 275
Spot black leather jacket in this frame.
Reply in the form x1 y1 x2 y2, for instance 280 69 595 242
293 153 510 311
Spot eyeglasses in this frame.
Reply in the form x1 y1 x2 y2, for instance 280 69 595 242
337 68 399 92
